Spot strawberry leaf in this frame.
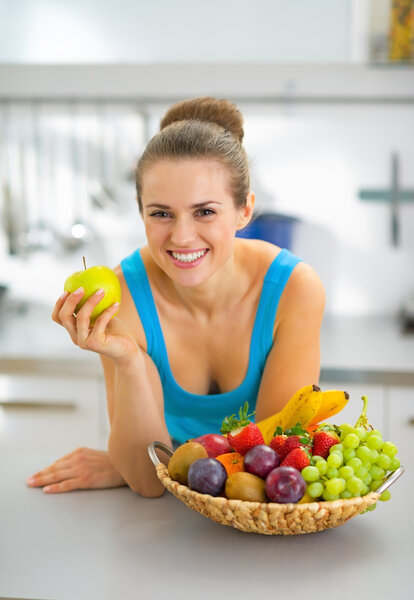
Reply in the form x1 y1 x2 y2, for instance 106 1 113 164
221 402 255 434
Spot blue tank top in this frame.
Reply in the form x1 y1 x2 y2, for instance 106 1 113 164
120 247 302 444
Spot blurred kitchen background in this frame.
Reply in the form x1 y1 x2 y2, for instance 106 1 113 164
0 0 413 462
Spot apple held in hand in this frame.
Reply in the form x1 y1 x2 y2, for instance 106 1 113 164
64 257 121 325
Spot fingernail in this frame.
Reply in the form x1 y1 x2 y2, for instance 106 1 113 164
94 288 105 296
43 486 51 493
74 287 84 295
26 476 35 484
59 291 69 300
112 302 119 308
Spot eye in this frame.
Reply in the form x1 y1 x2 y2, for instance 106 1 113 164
196 208 216 217
149 211 171 219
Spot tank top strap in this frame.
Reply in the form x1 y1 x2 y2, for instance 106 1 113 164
252 248 303 357
120 248 161 362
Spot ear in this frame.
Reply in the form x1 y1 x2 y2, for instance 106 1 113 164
236 191 255 231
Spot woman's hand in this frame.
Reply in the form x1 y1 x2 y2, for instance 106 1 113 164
25 447 127 493
52 287 139 363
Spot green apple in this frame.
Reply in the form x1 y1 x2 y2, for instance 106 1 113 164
64 259 121 325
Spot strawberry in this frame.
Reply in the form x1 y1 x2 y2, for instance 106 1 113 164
220 402 265 456
312 424 340 459
270 434 287 458
281 447 311 470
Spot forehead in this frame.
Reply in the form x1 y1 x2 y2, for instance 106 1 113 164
141 159 232 205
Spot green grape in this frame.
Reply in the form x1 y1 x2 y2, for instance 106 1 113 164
343 448 356 461
347 457 362 471
315 459 328 475
310 455 324 465
339 423 354 439
368 429 382 439
367 435 383 450
355 466 368 479
370 449 380 463
355 427 367 442
379 489 391 502
327 453 343 468
302 466 320 482
329 444 344 454
370 465 385 480
376 454 391 470
362 460 372 471
389 457 401 471
347 476 363 495
360 483 369 495
364 502 377 512
307 482 324 498
363 473 373 486
356 445 372 462
340 490 353 499
326 467 339 479
370 479 382 491
322 490 339 501
326 478 345 495
381 442 398 458
338 466 354 479
343 433 360 449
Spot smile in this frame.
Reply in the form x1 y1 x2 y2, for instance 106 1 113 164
167 249 209 268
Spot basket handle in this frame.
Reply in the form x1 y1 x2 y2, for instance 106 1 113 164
148 441 174 467
376 465 405 495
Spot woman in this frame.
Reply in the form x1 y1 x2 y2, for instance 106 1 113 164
26 96 325 497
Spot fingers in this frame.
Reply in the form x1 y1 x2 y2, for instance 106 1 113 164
92 302 120 338
54 287 84 343
26 468 75 488
43 479 81 494
76 288 105 345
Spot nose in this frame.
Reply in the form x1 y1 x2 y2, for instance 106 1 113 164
170 215 196 247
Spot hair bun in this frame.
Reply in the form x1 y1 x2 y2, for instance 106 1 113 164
160 96 244 143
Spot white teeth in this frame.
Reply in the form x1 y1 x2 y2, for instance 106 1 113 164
171 250 206 263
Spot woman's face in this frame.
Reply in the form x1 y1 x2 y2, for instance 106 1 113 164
140 159 253 287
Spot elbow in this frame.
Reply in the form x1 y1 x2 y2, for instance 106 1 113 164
108 439 165 498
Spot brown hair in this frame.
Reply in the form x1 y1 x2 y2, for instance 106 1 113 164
135 96 250 213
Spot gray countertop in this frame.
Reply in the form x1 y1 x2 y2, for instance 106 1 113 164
0 452 412 600
1 303 414 384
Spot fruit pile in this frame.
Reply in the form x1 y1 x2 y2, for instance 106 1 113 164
167 388 401 510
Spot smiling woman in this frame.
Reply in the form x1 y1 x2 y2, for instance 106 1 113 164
26 96 325 497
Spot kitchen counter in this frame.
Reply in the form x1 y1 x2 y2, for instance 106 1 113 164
1 303 414 384
0 452 412 600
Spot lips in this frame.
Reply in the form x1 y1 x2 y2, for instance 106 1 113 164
166 248 209 269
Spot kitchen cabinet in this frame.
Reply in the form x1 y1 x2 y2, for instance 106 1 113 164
388 386 414 469
0 373 108 455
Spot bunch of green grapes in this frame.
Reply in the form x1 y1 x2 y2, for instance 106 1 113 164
300 396 400 510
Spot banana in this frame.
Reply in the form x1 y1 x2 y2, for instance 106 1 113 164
256 384 323 444
307 389 349 428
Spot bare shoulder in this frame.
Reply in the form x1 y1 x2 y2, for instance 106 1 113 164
278 260 326 319
113 264 148 352
236 238 282 275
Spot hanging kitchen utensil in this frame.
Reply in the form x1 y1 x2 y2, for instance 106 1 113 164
88 103 118 214
60 103 93 251
18 102 56 253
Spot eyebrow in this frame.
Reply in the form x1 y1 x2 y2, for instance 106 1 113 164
145 201 222 210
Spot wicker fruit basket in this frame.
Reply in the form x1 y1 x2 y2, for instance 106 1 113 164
148 441 405 535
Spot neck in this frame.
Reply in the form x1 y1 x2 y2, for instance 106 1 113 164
162 246 246 319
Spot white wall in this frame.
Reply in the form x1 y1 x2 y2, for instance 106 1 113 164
0 0 351 63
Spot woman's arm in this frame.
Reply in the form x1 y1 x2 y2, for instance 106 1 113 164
254 262 326 422
106 350 172 497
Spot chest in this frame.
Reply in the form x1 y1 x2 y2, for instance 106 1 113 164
157 297 264 395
